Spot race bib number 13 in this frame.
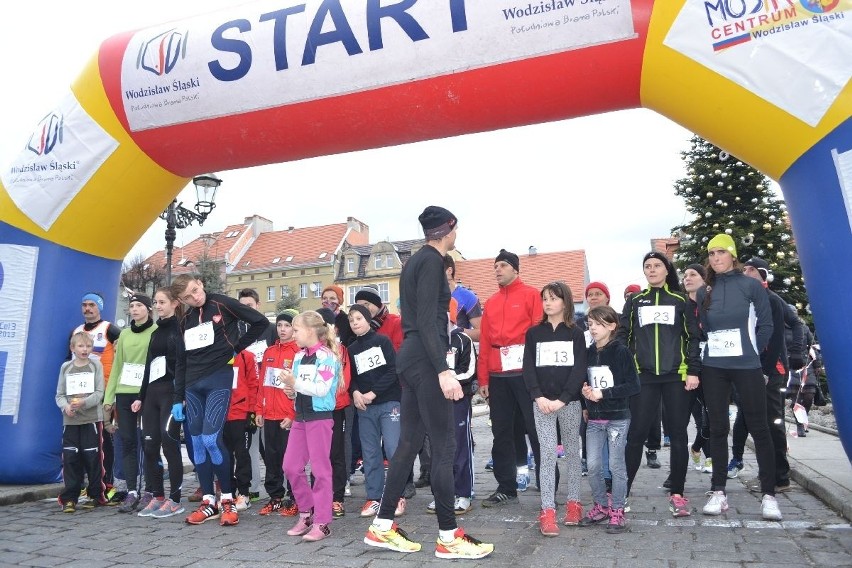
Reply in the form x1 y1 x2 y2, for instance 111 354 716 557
536 341 574 367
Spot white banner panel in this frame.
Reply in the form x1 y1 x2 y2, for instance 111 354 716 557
0 245 39 421
833 147 852 234
121 0 636 131
1 93 120 230
664 1 852 127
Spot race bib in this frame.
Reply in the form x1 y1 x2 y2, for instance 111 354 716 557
638 305 675 327
150 356 166 382
265 367 285 389
707 329 743 357
584 330 593 348
66 371 95 396
499 344 524 372
120 363 145 387
247 340 268 361
184 321 214 351
536 341 574 367
232 367 239 389
354 346 387 375
587 366 614 390
297 364 317 384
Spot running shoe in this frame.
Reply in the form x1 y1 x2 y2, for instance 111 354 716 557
427 500 436 513
563 500 583 525
303 523 330 542
185 499 220 524
481 491 518 508
333 501 345 518
761 495 783 521
578 503 610 526
394 498 406 517
669 494 691 517
606 508 627 534
249 492 260 502
691 449 702 469
516 469 529 492
663 436 671 447
287 515 313 536
701 458 713 473
137 495 163 517
234 494 251 511
188 487 203 502
118 491 140 513
556 444 565 458
259 498 282 515
344 480 351 497
62 501 76 513
280 498 298 517
361 500 381 517
151 498 185 518
726 458 744 478
434 528 494 559
702 491 729 515
646 451 661 469
484 458 493 471
219 499 239 526
539 508 559 537
454 497 472 515
364 523 421 553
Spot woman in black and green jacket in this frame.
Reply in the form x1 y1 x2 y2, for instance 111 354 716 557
617 252 701 518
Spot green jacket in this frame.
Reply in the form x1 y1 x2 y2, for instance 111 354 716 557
105 321 157 404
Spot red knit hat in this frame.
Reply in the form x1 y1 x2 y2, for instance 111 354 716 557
624 284 641 296
585 281 610 300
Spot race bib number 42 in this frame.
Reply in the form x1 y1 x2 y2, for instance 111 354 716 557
66 371 95 396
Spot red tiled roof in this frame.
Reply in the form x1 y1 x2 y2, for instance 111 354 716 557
142 223 246 276
454 250 588 303
232 223 369 273
650 237 680 260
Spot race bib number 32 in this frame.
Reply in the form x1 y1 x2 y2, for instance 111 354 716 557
354 346 387 375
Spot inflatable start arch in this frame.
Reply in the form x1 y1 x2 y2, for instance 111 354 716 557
0 0 850 482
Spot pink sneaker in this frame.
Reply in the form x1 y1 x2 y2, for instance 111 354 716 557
302 523 331 541
287 515 313 536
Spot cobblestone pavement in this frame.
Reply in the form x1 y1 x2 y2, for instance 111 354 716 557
2 410 850 567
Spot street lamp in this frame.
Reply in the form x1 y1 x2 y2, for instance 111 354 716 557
160 173 223 285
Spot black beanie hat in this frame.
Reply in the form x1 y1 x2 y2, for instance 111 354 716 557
744 257 771 281
128 293 153 311
642 252 681 291
316 307 336 326
418 205 458 240
348 304 373 323
276 309 298 324
355 286 383 308
495 249 520 272
685 263 707 281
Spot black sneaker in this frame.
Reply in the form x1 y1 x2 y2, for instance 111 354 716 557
118 491 140 513
62 501 76 513
481 491 518 508
663 475 672 489
646 451 661 469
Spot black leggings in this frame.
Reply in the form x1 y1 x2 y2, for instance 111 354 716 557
115 394 142 492
141 381 181 501
702 366 775 495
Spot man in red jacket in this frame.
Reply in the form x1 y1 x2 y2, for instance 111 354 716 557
477 249 543 507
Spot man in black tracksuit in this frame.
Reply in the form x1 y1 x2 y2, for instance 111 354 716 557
737 257 803 491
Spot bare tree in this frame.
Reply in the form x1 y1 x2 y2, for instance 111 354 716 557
121 253 165 295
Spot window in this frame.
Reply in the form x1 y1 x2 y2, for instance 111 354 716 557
377 282 390 303
300 269 306 276
350 283 390 305
268 273 273 279
267 287 275 302
280 285 290 298
318 252 327 259
313 282 322 298
237 276 242 282
299 283 308 299
272 257 280 263
346 257 355 273
374 255 383 270
314 268 320 274
385 254 394 268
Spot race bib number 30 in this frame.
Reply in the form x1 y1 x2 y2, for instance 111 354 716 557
638 305 675 327
707 329 743 358
120 363 145 387
66 371 95 396
184 321 214 351
499 344 524 372
536 341 574 367
587 366 614 390
354 346 387 375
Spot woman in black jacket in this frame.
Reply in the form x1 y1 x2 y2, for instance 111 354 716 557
618 252 701 518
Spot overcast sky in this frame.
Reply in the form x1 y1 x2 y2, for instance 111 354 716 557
1 1 699 310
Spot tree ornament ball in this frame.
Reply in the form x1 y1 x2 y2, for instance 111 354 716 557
777 251 785 258
717 181 724 187
714 169 722 175
752 198 759 203
721 172 728 178
705 212 713 218
735 196 741 202
784 278 792 286
759 249 765 255
716 200 723 205
706 192 714 198
739 176 746 181
725 228 733 235
699 175 705 180
767 243 774 249
713 223 719 228
719 151 729 161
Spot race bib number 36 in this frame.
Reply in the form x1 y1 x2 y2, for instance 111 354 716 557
184 321 214 351
638 305 675 327
707 329 743 358
587 366 613 390
536 341 574 367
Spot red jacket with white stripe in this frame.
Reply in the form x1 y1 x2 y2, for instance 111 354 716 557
227 349 259 421
257 340 299 421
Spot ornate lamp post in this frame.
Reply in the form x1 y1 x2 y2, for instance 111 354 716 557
160 173 222 285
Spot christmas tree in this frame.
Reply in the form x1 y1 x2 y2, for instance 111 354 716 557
671 135 808 315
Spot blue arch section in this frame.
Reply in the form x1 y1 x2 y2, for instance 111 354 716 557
779 117 852 460
0 222 120 483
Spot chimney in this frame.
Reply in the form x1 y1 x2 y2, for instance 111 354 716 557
529 246 537 256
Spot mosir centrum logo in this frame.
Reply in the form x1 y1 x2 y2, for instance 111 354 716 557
137 28 187 76
706 0 846 52
26 112 63 156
